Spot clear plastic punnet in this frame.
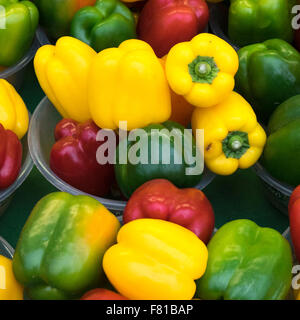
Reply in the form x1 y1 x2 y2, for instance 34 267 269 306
253 162 293 215
28 97 216 220
0 128 33 216
0 35 40 89
0 236 14 259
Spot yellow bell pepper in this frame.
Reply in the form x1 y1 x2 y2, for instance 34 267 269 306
192 91 266 175
103 219 208 300
0 79 29 140
166 33 239 108
0 255 23 300
89 39 171 131
34 36 97 123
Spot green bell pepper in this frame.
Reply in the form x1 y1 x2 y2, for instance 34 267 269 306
262 95 300 186
70 0 136 52
12 192 120 300
31 0 97 40
0 0 38 67
235 39 300 123
114 121 203 199
196 219 292 300
228 0 296 47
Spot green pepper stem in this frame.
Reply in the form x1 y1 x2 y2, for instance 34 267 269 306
228 135 244 151
188 56 219 84
195 62 212 77
222 131 250 159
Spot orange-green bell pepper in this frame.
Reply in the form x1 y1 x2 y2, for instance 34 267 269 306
32 0 96 39
0 255 23 300
13 192 120 300
103 219 208 300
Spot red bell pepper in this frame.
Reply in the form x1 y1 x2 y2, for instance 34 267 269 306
289 185 300 261
0 124 22 189
50 119 115 197
81 288 128 300
137 0 209 58
123 179 215 244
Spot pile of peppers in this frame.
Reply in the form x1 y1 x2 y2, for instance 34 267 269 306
2 0 300 302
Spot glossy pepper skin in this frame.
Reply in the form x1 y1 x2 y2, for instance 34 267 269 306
289 186 300 263
0 255 23 300
88 39 171 131
70 0 136 52
0 0 38 67
228 0 295 47
0 79 29 139
166 33 238 108
34 37 97 123
81 288 128 300
123 179 214 244
192 92 266 176
236 39 300 123
115 121 203 199
50 119 115 197
103 219 208 300
262 95 300 186
32 0 96 39
137 0 209 58
0 124 22 190
13 192 120 300
196 219 293 300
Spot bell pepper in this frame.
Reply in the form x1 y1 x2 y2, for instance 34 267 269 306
32 0 96 39
0 123 22 190
13 192 120 300
81 288 128 300
196 219 293 300
169 89 194 127
228 0 296 47
262 95 300 186
115 121 203 198
166 33 239 108
161 56 194 127
0 0 39 67
235 39 300 123
34 36 97 123
103 218 208 300
192 91 266 176
0 255 23 300
137 0 209 58
70 0 136 53
123 179 215 244
89 39 171 131
289 185 300 263
0 79 29 139
50 118 115 197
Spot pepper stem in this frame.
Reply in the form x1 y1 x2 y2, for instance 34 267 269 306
222 131 250 159
188 56 219 84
